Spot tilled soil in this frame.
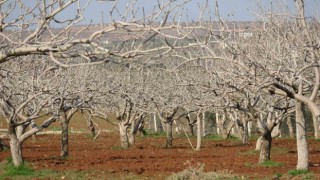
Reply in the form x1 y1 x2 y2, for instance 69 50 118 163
1 133 320 179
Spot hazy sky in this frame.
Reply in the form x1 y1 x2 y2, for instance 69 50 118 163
79 0 319 23
6 0 320 26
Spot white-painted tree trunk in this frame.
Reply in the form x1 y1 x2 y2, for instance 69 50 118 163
248 121 252 137
119 122 129 149
9 128 23 166
216 113 220 135
196 112 202 151
202 112 206 137
16 125 24 139
128 120 135 146
312 115 320 139
255 136 262 151
271 123 281 138
154 112 157 132
295 101 309 170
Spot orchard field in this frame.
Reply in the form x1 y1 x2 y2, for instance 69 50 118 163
1 117 320 180
1 0 320 179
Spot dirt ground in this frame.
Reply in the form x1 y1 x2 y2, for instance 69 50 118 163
1 131 320 179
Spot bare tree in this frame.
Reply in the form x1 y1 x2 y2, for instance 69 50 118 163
0 59 62 166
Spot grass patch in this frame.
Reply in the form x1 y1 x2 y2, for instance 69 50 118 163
259 160 283 168
288 169 309 176
203 134 239 142
204 135 224 141
249 135 259 141
143 130 166 138
228 135 239 141
271 147 288 154
0 157 92 180
239 149 258 156
84 133 94 139
287 169 314 180
3 163 34 177
0 157 34 179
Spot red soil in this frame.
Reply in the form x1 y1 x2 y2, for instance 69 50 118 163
1 133 320 179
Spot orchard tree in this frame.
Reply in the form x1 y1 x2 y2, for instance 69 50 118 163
0 58 62 166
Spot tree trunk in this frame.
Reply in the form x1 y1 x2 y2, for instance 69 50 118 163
86 116 96 137
119 123 129 149
189 124 195 136
10 138 23 166
202 112 206 137
216 113 220 135
248 121 252 137
16 125 24 139
8 126 23 166
271 123 281 138
258 131 272 164
128 120 135 146
242 121 249 145
153 112 157 132
312 115 320 139
30 120 38 142
166 122 173 148
196 112 202 151
255 136 262 151
295 101 309 170
60 120 69 157
187 114 195 136
287 116 295 138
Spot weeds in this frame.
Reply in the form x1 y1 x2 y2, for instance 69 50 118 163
288 169 309 176
143 130 166 138
204 135 224 141
259 160 283 168
0 157 88 180
271 147 288 154
239 149 258 156
167 161 240 180
0 157 34 179
204 134 239 142
287 169 314 180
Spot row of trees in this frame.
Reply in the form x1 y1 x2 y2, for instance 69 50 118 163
0 0 319 172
